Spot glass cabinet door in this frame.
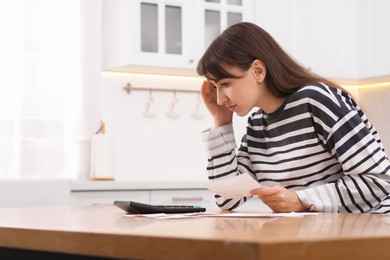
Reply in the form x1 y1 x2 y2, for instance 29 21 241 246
141 3 158 53
203 0 252 49
140 1 183 56
165 5 182 55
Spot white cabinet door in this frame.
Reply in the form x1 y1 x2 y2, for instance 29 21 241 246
255 0 390 80
150 189 219 210
103 0 195 71
70 190 150 206
356 0 390 79
194 0 255 64
129 0 195 69
255 0 356 80
298 0 357 79
103 0 254 73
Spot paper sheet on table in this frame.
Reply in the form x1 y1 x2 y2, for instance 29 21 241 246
201 212 320 218
125 213 202 219
124 212 319 219
205 173 262 198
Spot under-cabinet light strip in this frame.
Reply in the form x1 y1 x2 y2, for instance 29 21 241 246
344 81 390 89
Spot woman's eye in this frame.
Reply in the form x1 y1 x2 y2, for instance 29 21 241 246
220 82 231 88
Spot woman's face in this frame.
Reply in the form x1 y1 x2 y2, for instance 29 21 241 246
211 63 266 116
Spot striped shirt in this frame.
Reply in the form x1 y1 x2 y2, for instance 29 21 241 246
202 83 390 213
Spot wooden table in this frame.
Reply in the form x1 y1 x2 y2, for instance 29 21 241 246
0 205 390 259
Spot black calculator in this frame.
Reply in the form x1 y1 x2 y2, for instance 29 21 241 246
114 200 206 214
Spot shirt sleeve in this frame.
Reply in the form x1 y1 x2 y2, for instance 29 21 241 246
201 124 252 210
296 183 339 212
201 124 237 158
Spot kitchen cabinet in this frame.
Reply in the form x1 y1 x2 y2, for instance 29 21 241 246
0 180 70 208
254 0 390 81
150 190 270 211
70 190 150 206
355 0 390 79
69 181 269 211
150 189 219 210
255 0 356 80
103 0 254 74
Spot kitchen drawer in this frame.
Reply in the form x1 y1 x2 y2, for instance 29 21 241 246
150 190 271 212
150 189 219 211
70 190 150 206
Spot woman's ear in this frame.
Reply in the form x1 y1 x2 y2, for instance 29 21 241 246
252 59 266 83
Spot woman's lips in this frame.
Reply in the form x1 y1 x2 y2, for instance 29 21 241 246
228 105 237 112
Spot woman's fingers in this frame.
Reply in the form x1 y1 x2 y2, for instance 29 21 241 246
251 186 307 212
200 80 216 103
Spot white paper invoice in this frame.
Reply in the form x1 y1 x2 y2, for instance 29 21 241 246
205 173 263 198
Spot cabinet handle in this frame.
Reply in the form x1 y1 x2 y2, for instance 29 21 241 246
171 196 204 202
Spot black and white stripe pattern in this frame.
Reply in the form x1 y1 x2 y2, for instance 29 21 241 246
202 83 390 213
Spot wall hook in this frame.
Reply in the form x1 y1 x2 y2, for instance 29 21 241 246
123 83 133 94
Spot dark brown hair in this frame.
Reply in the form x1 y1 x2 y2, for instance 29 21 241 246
197 22 340 98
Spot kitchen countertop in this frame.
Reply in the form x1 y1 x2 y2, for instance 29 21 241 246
70 180 208 191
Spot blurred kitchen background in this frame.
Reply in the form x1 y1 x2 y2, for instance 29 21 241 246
0 0 389 207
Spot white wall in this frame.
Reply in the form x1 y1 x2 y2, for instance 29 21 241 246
358 87 390 152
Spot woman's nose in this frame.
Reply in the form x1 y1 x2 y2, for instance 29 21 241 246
216 89 227 105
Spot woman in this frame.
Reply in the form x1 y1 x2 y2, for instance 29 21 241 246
197 22 390 213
